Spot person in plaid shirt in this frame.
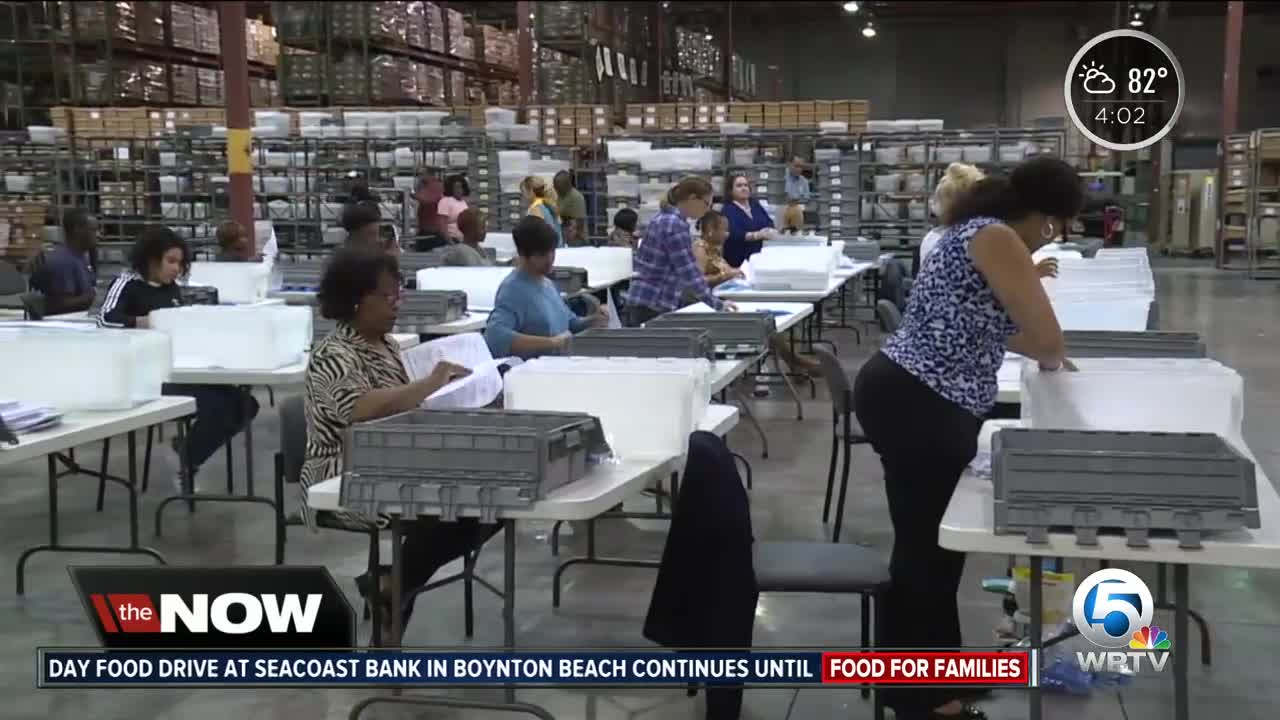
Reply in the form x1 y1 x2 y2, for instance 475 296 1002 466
625 177 737 327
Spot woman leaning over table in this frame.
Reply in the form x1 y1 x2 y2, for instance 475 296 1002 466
851 157 1083 720
721 172 776 268
301 247 498 647
624 176 735 327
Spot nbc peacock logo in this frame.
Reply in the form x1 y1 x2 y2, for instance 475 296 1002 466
1128 625 1171 651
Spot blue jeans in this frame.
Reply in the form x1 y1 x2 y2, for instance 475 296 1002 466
162 383 259 473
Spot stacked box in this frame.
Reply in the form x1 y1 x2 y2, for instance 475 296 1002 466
171 64 198 105
135 1 165 45
198 68 225 106
0 199 48 256
193 5 219 54
538 47 587 105
280 52 324 98
539 1 585 37
272 1 325 43
60 1 137 42
250 78 277 107
424 3 445 52
246 19 280 66
333 2 403 45
449 70 466 106
447 9 471 58
478 25 517 70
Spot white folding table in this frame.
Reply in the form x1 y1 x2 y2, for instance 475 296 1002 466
157 362 308 559
941 427 1280 720
2 396 196 594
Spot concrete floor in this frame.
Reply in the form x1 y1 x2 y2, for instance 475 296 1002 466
2 260 1279 719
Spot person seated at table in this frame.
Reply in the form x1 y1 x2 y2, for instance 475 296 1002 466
484 215 606 359
302 246 494 646
214 220 256 262
779 203 807 236
696 210 818 376
442 208 493 267
97 227 259 491
609 207 639 249
343 185 400 256
31 208 98 315
625 177 734 327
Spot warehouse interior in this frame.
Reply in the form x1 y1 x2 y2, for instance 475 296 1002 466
1 1 1279 719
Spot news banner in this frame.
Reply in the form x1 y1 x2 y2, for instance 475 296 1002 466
44 566 1039 690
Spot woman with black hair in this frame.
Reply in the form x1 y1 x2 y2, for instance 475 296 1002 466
438 174 470 242
301 247 493 646
343 184 399 255
852 157 1084 720
97 227 259 492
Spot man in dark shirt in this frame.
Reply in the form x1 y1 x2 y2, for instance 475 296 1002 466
32 208 98 315
553 171 588 247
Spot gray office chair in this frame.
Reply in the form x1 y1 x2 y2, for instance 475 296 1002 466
0 260 26 313
813 346 873 543
876 299 902 334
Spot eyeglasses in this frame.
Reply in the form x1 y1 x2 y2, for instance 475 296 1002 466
368 286 402 305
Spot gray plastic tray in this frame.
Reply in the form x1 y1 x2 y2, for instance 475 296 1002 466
550 266 589 294
568 328 714 361
645 312 778 356
340 409 611 522
279 259 327 291
180 285 220 306
992 428 1258 549
1064 331 1205 358
844 240 882 262
394 290 468 332
398 251 447 276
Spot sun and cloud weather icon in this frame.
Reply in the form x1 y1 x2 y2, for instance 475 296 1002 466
1129 625 1172 650
1079 60 1116 95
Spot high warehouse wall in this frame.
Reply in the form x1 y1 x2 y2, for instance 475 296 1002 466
740 14 1280 136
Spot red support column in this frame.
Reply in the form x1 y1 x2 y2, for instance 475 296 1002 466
1217 0 1244 263
517 1 532 107
219 1 253 235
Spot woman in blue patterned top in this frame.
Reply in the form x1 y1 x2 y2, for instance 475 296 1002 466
852 157 1083 720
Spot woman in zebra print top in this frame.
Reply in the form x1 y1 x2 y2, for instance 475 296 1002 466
301 247 497 645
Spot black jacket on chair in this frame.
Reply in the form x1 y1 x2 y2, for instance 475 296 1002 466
644 431 758 720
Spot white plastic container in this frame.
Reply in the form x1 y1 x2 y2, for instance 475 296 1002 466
0 325 171 410
963 145 992 163
1020 358 1244 441
27 125 66 144
552 247 634 285
504 356 712 460
485 107 518 126
415 267 514 311
150 305 312 370
866 120 897 133
875 146 903 164
485 126 511 141
508 124 539 142
394 147 417 168
498 150 532 174
906 145 927 163
907 199 928 220
719 122 749 135
905 173 927 193
4 174 33 192
819 121 849 134
484 232 516 259
999 144 1030 162
606 173 640 197
1049 295 1152 332
873 174 902 192
638 181 670 206
893 120 919 131
934 146 964 164
730 148 756 165
749 246 837 291
188 261 273 304
447 151 469 167
499 172 525 194
605 140 652 164
916 119 945 131
253 110 291 136
258 175 290 195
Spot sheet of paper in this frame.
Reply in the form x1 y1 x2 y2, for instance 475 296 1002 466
423 357 522 410
401 332 494 382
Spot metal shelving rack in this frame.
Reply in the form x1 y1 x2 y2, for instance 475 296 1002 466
1218 132 1251 271
814 127 1066 250
1245 129 1280 279
0 133 71 258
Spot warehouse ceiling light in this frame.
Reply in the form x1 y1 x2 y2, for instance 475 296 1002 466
862 22 877 38
843 1 860 13
704 31 714 41
1129 14 1144 27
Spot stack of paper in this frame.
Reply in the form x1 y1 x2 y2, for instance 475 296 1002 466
0 400 62 437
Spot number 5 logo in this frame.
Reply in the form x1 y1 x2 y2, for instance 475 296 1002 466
1072 568 1154 648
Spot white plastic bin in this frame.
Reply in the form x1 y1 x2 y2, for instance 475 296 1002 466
605 140 652 163
818 121 848 134
188 261 273 304
485 107 517 126
0 325 171 410
552 247 634 285
1049 295 1152 332
415 267 514 311
963 145 992 163
719 122 749 135
504 356 712 460
874 147 903 164
150 305 312 370
873 174 902 192
498 150 532 174
905 173 927 193
750 246 836 290
1020 358 1244 440
606 173 640 197
934 146 964 164
866 120 896 133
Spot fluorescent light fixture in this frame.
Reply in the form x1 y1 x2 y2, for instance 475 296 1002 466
862 23 877 38
704 32 714 41
843 1 860 12
1129 17 1144 26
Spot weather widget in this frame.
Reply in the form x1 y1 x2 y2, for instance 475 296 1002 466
1064 29 1185 151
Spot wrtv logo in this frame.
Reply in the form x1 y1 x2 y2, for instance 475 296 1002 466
70 567 355 649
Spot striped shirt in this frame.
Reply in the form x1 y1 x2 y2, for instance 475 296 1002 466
627 206 722 313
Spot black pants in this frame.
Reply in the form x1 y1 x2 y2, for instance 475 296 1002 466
853 352 982 713
162 383 260 473
625 303 663 328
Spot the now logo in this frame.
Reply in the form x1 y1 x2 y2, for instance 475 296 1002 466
71 566 355 649
89 593 322 634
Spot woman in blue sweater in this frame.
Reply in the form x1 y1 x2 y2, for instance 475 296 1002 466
721 173 776 267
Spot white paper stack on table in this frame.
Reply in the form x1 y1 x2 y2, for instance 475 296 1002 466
401 333 520 410
0 400 62 436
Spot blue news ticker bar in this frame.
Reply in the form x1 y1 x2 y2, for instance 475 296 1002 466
39 650 826 687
